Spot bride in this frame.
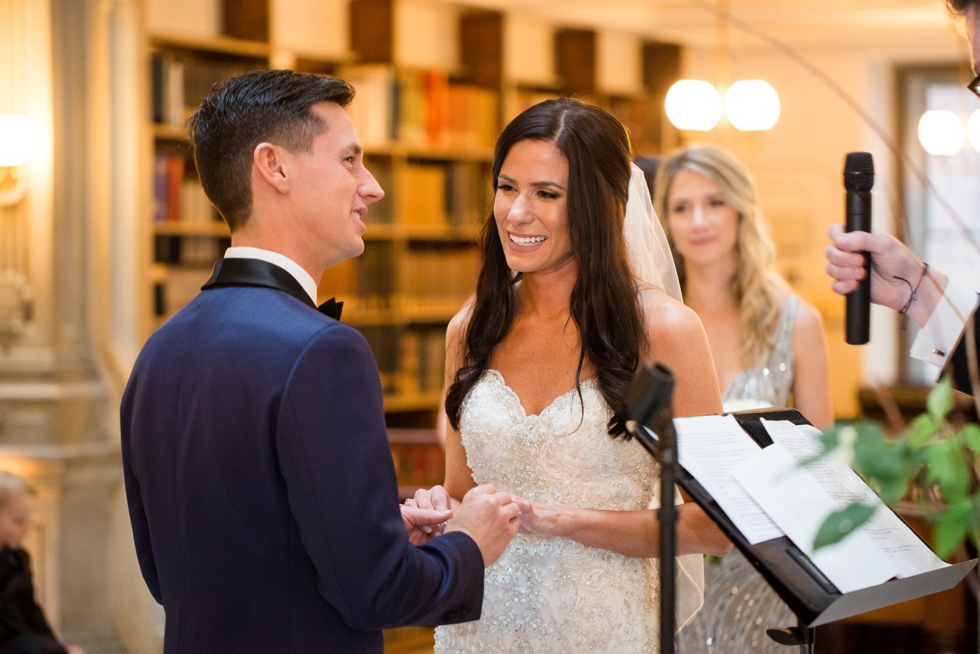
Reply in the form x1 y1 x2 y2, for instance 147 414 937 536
434 99 732 653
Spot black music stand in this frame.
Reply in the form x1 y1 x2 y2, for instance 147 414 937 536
627 364 978 654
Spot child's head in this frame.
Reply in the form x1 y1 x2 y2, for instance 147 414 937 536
0 471 36 549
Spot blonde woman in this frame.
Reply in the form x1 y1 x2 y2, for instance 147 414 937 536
654 145 833 653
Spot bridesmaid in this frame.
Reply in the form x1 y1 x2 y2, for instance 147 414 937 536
654 144 833 654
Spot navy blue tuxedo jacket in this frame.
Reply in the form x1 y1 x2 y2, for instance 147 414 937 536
121 259 483 653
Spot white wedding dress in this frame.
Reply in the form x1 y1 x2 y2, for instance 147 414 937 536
435 164 701 652
434 370 662 653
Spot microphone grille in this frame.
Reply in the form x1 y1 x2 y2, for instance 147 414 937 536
843 152 874 191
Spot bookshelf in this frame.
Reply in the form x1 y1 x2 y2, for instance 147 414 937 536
145 0 682 505
148 7 270 325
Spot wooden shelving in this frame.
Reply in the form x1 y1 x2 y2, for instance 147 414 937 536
149 32 271 58
153 222 230 237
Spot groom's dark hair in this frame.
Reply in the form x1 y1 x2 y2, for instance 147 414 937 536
188 70 354 232
446 98 644 439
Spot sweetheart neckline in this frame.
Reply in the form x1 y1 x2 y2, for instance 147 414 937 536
483 368 598 419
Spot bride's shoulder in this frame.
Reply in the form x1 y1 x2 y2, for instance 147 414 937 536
447 296 476 337
636 285 699 332
446 297 476 367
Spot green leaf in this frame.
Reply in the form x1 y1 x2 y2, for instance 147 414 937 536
926 441 971 503
927 376 954 422
814 503 878 550
908 413 940 449
934 498 973 559
854 431 906 480
876 477 911 505
816 425 842 455
962 423 980 455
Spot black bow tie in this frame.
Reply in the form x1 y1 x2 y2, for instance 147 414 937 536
318 298 343 320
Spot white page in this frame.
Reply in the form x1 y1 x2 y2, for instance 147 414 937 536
761 420 947 577
732 443 897 593
674 414 784 544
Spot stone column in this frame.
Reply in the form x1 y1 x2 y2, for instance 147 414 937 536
0 0 147 651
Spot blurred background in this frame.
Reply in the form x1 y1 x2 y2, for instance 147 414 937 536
0 0 979 651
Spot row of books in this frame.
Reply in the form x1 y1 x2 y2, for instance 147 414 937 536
155 235 223 267
363 159 492 227
341 65 498 150
154 154 219 224
151 52 258 128
389 442 444 489
153 265 216 317
364 326 447 397
396 246 480 299
318 243 479 302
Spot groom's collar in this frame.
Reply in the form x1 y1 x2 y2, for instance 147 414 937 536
223 246 318 304
201 257 317 310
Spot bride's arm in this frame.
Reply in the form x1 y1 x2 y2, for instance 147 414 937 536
511 500 728 557
442 308 479 507
513 292 731 558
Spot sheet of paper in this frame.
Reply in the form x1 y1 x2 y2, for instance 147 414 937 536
732 443 897 593
761 420 947 577
674 414 784 544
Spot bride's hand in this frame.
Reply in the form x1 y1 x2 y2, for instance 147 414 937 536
512 496 564 538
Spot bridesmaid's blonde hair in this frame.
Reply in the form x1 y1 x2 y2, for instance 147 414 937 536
0 470 34 511
653 145 789 364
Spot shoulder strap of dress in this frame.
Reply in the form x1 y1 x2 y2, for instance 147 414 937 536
767 295 799 364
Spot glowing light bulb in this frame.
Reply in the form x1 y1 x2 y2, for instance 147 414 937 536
724 80 781 132
665 80 722 132
0 115 34 167
967 109 980 154
917 110 964 156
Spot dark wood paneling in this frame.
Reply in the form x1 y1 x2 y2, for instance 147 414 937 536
555 28 595 95
350 0 394 63
222 0 269 42
459 11 503 89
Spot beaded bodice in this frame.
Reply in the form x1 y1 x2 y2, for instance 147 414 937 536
457 370 656 510
434 370 661 653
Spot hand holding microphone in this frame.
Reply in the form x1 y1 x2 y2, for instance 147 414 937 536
826 154 947 331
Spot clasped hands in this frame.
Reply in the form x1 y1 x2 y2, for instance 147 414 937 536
400 486 454 546
401 486 547 546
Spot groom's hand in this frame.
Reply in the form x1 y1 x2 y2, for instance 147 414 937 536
401 485 453 545
446 484 521 567
401 496 452 546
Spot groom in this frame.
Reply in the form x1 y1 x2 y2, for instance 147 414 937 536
120 70 520 653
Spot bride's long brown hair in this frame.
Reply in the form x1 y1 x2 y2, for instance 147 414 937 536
445 99 644 438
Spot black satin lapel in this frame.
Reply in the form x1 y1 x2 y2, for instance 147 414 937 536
201 258 316 309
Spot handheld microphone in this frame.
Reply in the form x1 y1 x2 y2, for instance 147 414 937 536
843 152 874 345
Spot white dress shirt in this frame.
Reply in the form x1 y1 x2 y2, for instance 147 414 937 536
224 246 318 306
910 276 979 375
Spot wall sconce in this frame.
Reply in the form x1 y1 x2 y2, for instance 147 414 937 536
0 115 36 207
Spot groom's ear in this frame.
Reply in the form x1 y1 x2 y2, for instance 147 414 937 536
253 142 290 194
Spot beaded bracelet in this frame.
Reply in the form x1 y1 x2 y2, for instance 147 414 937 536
896 262 929 315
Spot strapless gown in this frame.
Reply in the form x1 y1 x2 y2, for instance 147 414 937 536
435 370 679 653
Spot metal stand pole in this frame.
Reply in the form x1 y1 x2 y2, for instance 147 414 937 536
659 419 678 654
800 623 815 654
626 363 678 654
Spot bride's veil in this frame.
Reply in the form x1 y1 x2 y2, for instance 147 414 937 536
625 163 683 302
625 163 706 630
